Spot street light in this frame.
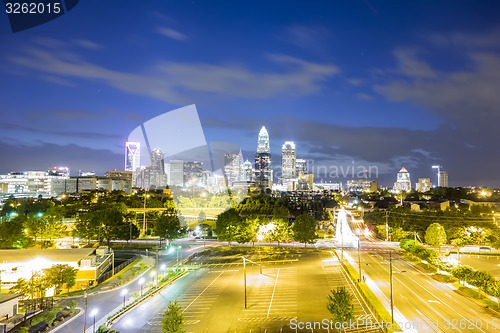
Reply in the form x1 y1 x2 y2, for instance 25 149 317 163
176 245 182 271
143 192 150 235
257 234 264 274
150 270 157 289
91 308 98 333
160 264 166 278
138 278 145 296
120 289 128 308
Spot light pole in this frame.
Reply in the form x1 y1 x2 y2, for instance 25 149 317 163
176 245 182 271
389 251 394 324
242 256 262 309
138 278 145 296
143 192 149 235
120 289 128 308
160 264 166 278
257 234 263 275
358 238 361 282
91 309 98 333
150 270 157 289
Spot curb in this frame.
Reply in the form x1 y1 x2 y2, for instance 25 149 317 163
50 308 83 333
106 270 189 327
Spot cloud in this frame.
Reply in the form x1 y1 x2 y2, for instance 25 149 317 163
356 93 372 101
426 27 500 49
392 48 437 78
0 141 122 175
281 24 332 49
375 50 500 144
7 43 339 104
155 26 188 41
0 121 121 140
73 39 103 50
202 113 500 187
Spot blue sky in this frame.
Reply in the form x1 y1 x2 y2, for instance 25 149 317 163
1 0 500 186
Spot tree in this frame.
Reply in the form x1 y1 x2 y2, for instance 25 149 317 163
155 211 182 246
425 223 447 247
198 210 206 223
215 208 240 245
292 213 316 247
326 286 355 327
234 218 258 244
0 215 29 248
45 264 78 294
68 300 78 313
162 299 185 333
267 219 291 246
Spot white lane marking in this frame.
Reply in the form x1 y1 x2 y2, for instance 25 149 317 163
182 271 224 313
267 268 281 318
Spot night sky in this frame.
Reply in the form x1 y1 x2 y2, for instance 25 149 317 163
1 1 499 187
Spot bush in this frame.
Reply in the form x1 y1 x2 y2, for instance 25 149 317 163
400 239 416 252
68 300 78 312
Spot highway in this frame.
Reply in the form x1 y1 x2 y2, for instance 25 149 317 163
347 241 500 333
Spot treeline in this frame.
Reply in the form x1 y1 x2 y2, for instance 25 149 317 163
364 205 499 247
400 239 500 303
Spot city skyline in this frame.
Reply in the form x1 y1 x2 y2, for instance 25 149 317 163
0 1 499 187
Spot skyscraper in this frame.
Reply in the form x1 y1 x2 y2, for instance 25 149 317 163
393 167 411 192
438 171 448 187
282 141 297 179
254 126 272 187
296 159 307 176
224 153 242 186
242 159 254 182
183 161 203 186
169 160 184 187
125 142 140 187
150 147 167 189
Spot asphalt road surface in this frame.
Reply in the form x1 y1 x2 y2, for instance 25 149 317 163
348 241 500 333
111 251 380 333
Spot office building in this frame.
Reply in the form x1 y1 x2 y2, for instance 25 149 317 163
168 160 184 187
254 126 272 188
393 167 411 192
282 141 297 179
296 159 307 176
150 148 167 189
438 171 448 187
347 180 378 192
242 160 254 182
125 142 141 187
184 161 203 187
224 153 242 186
416 178 432 192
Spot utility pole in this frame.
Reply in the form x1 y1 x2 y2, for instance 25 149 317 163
340 211 344 260
358 238 361 282
83 289 88 333
385 211 389 242
156 247 159 268
390 251 394 324
143 192 148 235
243 257 247 309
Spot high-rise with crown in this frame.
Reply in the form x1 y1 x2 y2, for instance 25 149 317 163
254 126 272 188
125 142 140 187
393 167 411 192
282 141 297 179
